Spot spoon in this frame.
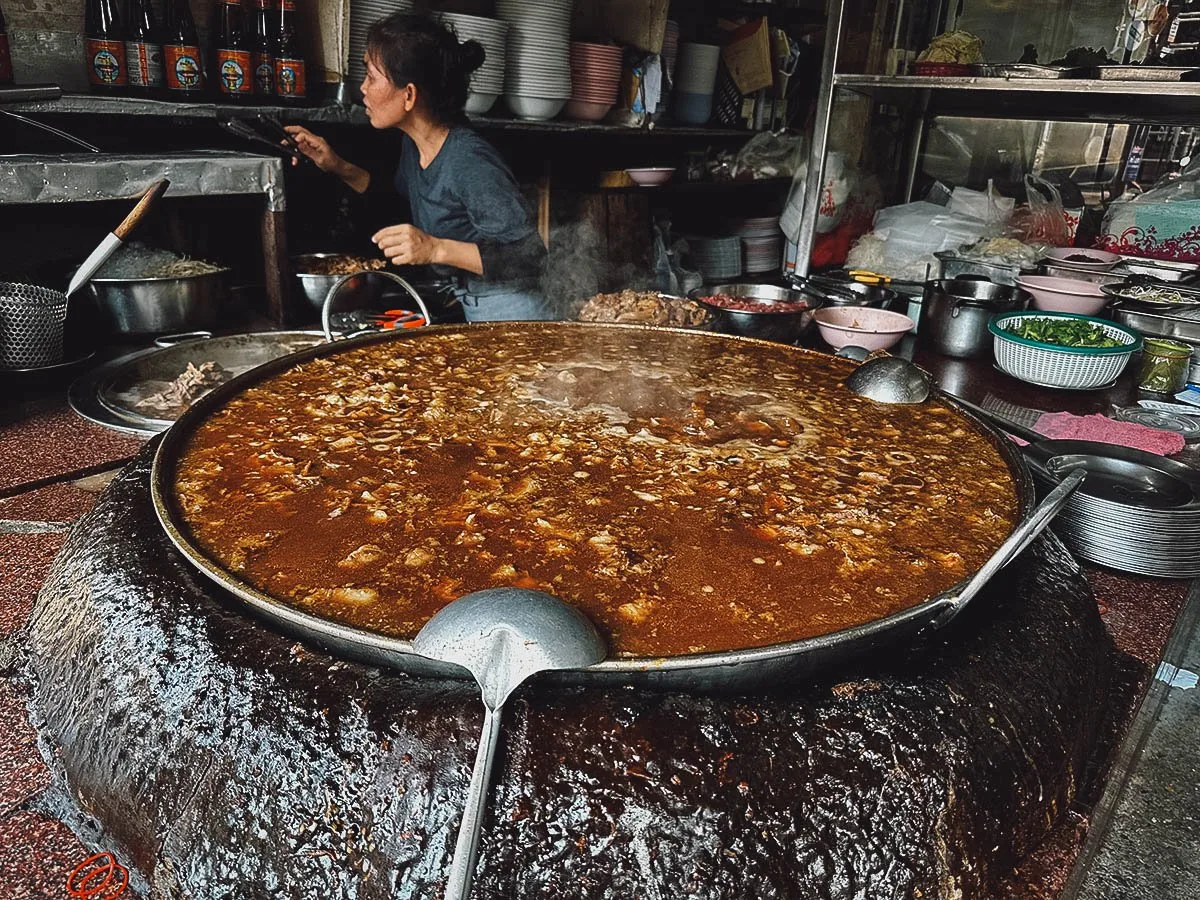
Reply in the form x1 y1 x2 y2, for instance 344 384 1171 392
843 355 932 404
412 587 607 900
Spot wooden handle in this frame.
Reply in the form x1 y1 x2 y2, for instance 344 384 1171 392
114 179 170 240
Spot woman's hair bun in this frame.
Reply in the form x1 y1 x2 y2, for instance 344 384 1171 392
457 39 486 75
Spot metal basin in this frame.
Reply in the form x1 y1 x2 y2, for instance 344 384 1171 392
293 253 386 312
88 271 229 335
690 283 815 343
804 278 900 310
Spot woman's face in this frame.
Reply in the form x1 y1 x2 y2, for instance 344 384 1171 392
360 55 415 130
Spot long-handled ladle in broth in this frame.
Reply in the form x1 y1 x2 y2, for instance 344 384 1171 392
842 354 932 405
413 587 607 900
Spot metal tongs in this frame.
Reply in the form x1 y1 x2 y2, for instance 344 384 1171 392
218 114 304 163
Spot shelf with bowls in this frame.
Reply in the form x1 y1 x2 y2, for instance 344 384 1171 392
1 93 752 137
831 73 1200 124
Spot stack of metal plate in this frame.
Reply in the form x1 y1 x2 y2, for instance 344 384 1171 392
1030 442 1200 577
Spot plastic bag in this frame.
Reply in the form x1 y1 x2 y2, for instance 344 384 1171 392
1007 174 1069 246
946 179 1014 229
1098 159 1200 260
731 131 806 180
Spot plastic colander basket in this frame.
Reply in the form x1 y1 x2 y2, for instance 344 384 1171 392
988 311 1142 390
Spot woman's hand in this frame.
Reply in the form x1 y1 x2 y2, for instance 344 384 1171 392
373 226 485 274
284 125 340 172
285 126 371 193
373 224 443 266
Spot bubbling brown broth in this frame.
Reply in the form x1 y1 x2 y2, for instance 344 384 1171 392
174 325 1018 657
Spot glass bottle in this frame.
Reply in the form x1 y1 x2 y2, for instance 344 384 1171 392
273 0 307 105
125 0 165 99
249 0 274 100
0 3 13 86
163 0 205 99
85 0 127 94
212 0 252 103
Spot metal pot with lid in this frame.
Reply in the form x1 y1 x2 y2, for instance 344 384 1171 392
919 278 1029 359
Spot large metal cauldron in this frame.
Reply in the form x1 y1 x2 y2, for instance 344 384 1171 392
151 323 1036 691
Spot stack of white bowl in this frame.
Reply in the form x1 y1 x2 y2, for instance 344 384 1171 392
442 12 508 115
496 0 573 120
672 42 721 125
565 41 622 121
688 235 743 283
734 216 784 274
349 0 415 89
662 20 680 82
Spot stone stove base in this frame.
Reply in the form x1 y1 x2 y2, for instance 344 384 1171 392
23 448 1113 899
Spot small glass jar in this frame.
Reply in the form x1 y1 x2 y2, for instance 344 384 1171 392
1136 338 1193 394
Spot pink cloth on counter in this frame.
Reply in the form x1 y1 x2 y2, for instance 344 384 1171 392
1033 411 1185 456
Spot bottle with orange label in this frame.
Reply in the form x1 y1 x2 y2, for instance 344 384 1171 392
249 0 274 100
0 3 14 86
273 0 307 105
125 0 164 99
163 0 205 100
85 0 127 94
211 0 252 103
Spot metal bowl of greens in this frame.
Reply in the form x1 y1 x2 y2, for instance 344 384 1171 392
988 311 1141 390
1101 278 1200 312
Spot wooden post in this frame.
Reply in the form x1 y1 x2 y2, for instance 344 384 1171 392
261 205 291 326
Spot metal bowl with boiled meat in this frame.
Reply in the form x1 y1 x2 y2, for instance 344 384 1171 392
151 323 1033 690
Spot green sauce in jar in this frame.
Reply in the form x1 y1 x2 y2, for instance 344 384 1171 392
1136 338 1193 394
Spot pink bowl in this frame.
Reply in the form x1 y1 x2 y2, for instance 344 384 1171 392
812 307 914 350
565 99 612 121
1015 275 1110 315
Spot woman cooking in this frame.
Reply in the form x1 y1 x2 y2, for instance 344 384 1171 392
287 14 553 321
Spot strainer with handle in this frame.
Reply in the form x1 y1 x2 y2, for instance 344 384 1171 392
0 282 69 370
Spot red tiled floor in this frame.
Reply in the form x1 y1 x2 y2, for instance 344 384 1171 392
0 406 140 493
0 533 67 640
0 809 90 900
0 483 98 525
0 681 50 818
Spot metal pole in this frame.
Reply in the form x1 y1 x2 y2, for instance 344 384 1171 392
790 0 846 278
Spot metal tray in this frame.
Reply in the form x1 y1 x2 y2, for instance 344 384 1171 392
1066 65 1200 80
1103 278 1200 312
968 64 1069 79
1114 305 1200 345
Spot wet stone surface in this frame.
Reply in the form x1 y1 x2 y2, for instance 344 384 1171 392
19 446 1115 900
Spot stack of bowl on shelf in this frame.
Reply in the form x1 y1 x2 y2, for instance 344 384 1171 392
442 12 508 115
688 235 743 284
731 216 783 274
565 41 622 121
672 42 721 125
661 20 680 82
349 0 414 89
496 0 573 121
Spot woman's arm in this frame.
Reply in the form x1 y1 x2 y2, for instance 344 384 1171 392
372 225 484 275
285 125 372 194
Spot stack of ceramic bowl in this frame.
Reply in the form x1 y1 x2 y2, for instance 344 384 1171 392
496 0 573 120
732 216 783 274
689 236 743 283
565 41 622 121
672 42 721 125
442 12 508 115
349 0 414 89
662 20 680 81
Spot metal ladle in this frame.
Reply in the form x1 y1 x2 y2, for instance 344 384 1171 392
413 587 607 900
843 355 932 404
